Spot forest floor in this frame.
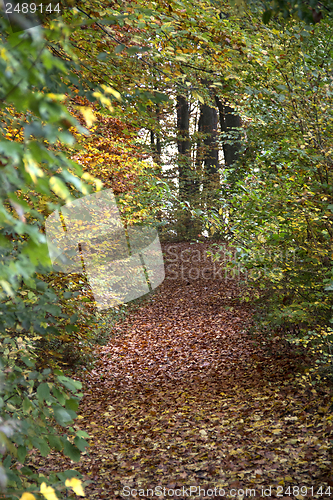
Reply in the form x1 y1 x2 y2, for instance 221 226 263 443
39 242 333 499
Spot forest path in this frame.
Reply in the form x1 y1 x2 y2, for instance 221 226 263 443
64 243 332 499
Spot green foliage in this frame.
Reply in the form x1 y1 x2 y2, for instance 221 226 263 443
0 12 96 498
211 17 333 367
0 346 86 494
248 0 333 25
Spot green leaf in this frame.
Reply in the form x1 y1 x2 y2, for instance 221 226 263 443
0 141 23 164
76 430 90 439
20 466 34 477
65 397 79 412
57 375 82 392
74 436 89 452
66 324 79 333
31 437 50 457
17 445 27 464
21 356 35 368
0 235 11 249
57 470 82 481
48 434 63 452
36 281 47 292
126 46 142 55
52 386 66 406
47 304 61 316
115 44 126 53
37 383 51 402
22 397 32 413
63 440 81 462
97 52 108 60
53 407 74 426
70 313 78 324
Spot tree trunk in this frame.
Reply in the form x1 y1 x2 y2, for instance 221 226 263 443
215 96 241 167
198 102 219 206
176 94 200 239
199 103 219 175
150 103 162 165
177 94 191 201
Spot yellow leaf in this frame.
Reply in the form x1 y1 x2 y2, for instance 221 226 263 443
0 280 14 298
46 93 66 102
49 177 71 201
192 91 204 104
1 48 8 61
81 172 103 192
92 91 114 111
77 107 97 128
20 494 36 500
24 157 44 184
40 483 58 500
101 85 122 100
65 478 85 497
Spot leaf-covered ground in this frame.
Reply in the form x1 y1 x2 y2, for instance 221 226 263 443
38 243 333 499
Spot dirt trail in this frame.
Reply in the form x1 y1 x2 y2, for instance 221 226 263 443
50 243 333 499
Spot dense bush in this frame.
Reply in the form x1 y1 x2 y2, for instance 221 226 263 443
212 18 333 368
0 12 98 498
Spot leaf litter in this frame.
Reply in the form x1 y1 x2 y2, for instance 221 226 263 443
36 242 333 499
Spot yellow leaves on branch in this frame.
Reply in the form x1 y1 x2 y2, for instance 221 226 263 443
76 106 97 129
192 91 204 104
19 479 85 500
24 156 44 184
46 93 67 103
92 85 121 112
100 84 121 101
49 176 71 201
19 493 36 500
40 483 58 500
82 172 103 191
92 91 113 111
65 477 86 496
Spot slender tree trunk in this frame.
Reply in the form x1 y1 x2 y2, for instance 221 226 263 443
215 96 241 167
199 103 219 175
177 94 191 201
176 94 200 239
149 103 162 165
198 102 219 206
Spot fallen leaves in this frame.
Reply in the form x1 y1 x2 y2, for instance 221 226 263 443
34 242 333 499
